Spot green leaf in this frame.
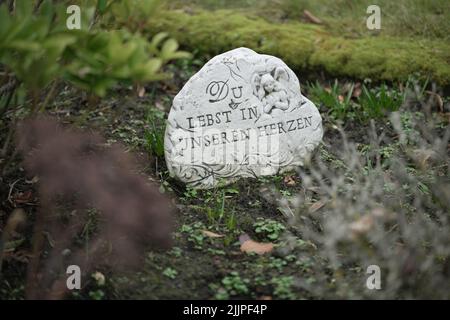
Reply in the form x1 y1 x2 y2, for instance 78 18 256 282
0 6 11 40
143 58 162 74
165 50 192 60
97 0 108 14
151 32 168 48
39 0 54 24
161 38 178 59
15 0 33 19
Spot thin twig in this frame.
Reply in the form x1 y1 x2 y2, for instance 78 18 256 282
2 147 19 177
7 178 21 204
1 115 16 157
25 203 47 299
39 80 58 113
0 79 17 119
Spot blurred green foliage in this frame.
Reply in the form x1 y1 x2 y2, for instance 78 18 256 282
0 0 190 100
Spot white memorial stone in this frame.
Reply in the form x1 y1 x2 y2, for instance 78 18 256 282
164 47 323 188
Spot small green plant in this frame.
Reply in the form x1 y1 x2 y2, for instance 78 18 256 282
253 218 286 241
396 111 423 144
169 246 182 257
200 187 239 228
181 222 206 249
220 271 250 297
307 80 409 121
272 276 295 300
204 190 226 223
225 211 237 232
206 248 226 256
88 289 105 300
307 80 354 120
358 84 405 119
295 257 314 273
359 142 399 170
162 267 178 279
144 108 166 157
182 187 198 200
269 257 287 271
211 286 229 300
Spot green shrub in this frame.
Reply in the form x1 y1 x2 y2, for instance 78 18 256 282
0 0 190 114
0 0 190 173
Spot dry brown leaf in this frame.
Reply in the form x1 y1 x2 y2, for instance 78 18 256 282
303 10 323 24
352 83 362 98
202 230 224 238
412 148 437 169
283 175 296 186
155 101 166 111
309 200 325 213
425 90 444 113
13 190 33 204
240 239 274 255
350 214 374 237
137 85 145 97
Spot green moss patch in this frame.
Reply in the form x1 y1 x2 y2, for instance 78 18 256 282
149 10 450 85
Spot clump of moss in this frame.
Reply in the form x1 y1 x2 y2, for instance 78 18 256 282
148 9 450 85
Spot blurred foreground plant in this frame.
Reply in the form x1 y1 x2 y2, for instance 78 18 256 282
288 113 450 298
0 0 190 174
14 117 173 299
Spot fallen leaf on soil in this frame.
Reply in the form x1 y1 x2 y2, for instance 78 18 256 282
412 148 437 169
155 101 166 111
309 200 325 213
202 230 224 238
241 239 274 255
425 90 444 113
239 234 273 255
13 190 33 204
283 175 296 186
352 83 362 98
137 85 145 97
303 10 322 24
349 214 374 237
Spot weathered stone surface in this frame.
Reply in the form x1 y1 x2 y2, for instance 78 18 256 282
164 47 323 188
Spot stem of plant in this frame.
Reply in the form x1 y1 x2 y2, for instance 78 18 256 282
39 80 58 113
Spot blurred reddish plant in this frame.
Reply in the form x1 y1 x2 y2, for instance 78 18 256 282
15 117 173 299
